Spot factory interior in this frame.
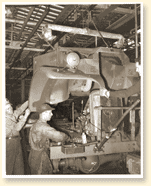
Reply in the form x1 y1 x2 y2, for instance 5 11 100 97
5 3 142 175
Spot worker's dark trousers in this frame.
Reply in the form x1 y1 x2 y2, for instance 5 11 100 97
6 137 24 175
28 149 53 174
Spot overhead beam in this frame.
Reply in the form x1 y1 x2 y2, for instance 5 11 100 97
6 5 39 8
106 7 140 31
95 5 118 21
39 23 124 40
53 5 76 24
6 40 49 47
6 29 31 35
5 18 45 27
106 13 135 30
43 4 97 54
113 7 134 14
6 45 45 52
6 67 32 70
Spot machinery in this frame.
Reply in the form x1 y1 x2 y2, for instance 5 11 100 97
29 46 140 174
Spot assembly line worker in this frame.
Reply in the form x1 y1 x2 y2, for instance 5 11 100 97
28 103 70 174
5 98 30 175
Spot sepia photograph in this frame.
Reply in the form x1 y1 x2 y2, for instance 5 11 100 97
3 2 143 178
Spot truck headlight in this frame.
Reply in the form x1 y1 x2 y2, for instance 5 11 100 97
66 52 80 69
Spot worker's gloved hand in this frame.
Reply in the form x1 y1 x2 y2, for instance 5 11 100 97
25 108 30 117
136 62 141 76
19 108 30 120
82 110 86 115
63 134 72 144
100 88 110 98
72 136 82 143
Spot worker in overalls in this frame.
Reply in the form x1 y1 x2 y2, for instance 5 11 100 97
5 98 30 175
28 103 69 174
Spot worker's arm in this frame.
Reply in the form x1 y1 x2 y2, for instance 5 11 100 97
14 101 28 119
16 108 30 131
110 79 140 98
41 124 69 142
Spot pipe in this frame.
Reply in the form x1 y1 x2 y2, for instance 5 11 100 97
6 40 49 47
5 18 125 46
135 4 138 60
5 18 45 27
5 45 45 52
81 79 92 92
95 36 97 47
95 106 140 110
130 26 140 35
46 24 125 44
72 102 74 129
6 67 33 71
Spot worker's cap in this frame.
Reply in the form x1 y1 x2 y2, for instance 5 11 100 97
37 103 55 113
6 98 10 105
5 98 12 109
5 98 10 105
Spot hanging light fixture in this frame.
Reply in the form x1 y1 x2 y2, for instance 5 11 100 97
42 25 56 41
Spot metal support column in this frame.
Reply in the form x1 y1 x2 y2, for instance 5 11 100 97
72 102 75 129
135 4 138 60
95 36 97 47
20 79 30 174
97 106 102 142
21 79 25 103
9 88 12 102
130 110 135 141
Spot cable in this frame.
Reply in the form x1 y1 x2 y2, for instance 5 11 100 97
91 17 109 48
